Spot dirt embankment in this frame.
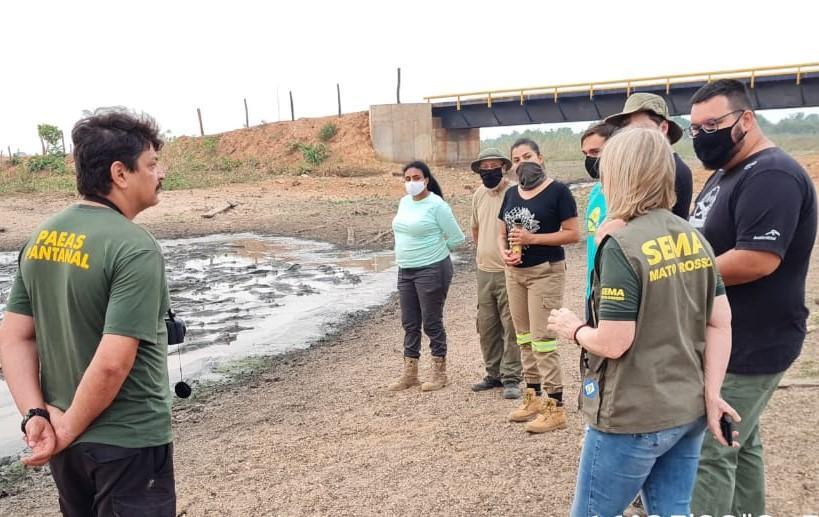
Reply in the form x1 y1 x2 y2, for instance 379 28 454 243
163 111 391 176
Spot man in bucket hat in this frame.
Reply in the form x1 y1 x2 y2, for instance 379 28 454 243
605 92 694 219
469 148 522 399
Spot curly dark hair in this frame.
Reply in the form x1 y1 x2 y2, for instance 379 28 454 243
72 107 163 197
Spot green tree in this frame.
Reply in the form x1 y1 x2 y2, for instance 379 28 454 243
37 124 65 156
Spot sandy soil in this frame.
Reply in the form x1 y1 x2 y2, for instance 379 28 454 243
0 166 818 516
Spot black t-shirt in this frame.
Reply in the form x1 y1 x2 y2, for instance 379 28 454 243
690 147 817 374
673 153 693 219
498 181 577 268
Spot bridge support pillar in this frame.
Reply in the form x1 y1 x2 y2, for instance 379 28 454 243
431 117 480 166
369 103 479 166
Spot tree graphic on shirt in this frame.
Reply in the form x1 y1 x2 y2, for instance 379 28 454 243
504 207 541 233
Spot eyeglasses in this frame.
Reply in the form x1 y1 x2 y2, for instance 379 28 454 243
685 110 744 138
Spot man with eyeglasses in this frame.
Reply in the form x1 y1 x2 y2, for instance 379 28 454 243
469 148 523 399
687 79 817 516
604 92 694 219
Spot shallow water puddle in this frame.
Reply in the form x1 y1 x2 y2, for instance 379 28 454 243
0 233 396 457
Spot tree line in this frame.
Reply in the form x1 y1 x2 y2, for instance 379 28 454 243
482 113 819 157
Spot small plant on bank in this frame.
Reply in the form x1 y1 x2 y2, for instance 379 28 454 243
287 141 303 154
216 156 242 172
300 143 329 166
26 154 67 174
201 135 219 155
318 123 338 142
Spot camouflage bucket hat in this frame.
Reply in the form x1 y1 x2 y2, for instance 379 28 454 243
604 92 683 144
471 147 513 173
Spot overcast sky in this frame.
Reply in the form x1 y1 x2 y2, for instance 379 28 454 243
2 0 817 154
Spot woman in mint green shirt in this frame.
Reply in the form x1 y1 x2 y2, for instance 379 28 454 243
388 160 465 393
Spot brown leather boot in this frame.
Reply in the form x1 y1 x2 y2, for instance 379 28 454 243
388 357 421 391
508 388 543 422
421 356 447 392
525 397 567 433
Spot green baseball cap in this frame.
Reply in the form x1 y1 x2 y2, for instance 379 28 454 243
471 147 512 173
604 92 683 144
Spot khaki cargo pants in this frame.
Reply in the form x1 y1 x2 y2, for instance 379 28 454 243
504 260 565 394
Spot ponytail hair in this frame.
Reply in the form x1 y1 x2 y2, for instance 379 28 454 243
403 160 444 198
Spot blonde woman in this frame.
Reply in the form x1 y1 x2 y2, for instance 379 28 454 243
547 128 739 517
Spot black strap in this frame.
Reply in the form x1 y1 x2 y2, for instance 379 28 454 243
592 233 612 284
84 194 124 216
580 234 612 375
21 408 50 434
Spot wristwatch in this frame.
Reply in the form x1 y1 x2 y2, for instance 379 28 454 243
21 408 50 434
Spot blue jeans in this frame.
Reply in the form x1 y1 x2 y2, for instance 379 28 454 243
571 416 706 517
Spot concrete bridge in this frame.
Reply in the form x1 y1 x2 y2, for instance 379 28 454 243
369 62 819 165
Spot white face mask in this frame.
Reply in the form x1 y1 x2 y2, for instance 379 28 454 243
405 180 426 197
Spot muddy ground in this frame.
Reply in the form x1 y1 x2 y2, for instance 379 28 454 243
0 168 818 516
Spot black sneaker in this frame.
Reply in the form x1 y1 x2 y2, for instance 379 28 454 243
471 376 503 392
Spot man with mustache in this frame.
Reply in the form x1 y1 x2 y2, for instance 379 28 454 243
0 108 176 516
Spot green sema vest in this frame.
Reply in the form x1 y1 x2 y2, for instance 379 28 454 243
582 209 720 433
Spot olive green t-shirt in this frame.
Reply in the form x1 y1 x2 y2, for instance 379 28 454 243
597 239 726 321
6 204 172 448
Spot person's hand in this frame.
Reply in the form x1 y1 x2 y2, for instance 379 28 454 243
508 227 533 246
547 308 584 341
46 405 80 456
20 416 56 467
595 218 627 244
501 248 522 266
706 397 741 448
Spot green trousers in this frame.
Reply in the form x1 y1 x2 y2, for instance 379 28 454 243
691 371 785 517
476 269 521 384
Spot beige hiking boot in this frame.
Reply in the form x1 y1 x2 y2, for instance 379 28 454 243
525 397 567 433
508 388 543 422
421 356 447 392
388 357 421 391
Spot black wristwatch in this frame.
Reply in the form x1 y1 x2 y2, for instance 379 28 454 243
21 408 50 434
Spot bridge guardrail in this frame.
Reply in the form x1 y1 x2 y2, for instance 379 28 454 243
424 62 819 110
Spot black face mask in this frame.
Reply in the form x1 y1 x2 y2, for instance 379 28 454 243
693 115 747 170
480 168 503 189
584 156 600 179
517 162 546 190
